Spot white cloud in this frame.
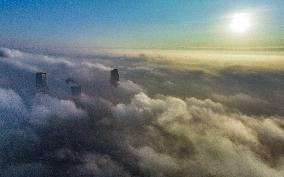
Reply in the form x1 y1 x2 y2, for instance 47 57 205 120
82 62 112 71
112 92 284 177
131 146 179 177
30 94 86 125
0 47 23 58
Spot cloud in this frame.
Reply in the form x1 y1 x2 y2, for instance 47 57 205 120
0 47 23 58
112 92 166 125
0 47 283 177
76 153 131 177
30 94 86 125
212 93 274 115
131 146 179 177
82 62 112 71
112 92 284 177
1 163 50 177
0 88 28 128
118 80 144 94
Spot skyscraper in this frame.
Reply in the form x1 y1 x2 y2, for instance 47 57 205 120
110 69 119 87
36 72 48 93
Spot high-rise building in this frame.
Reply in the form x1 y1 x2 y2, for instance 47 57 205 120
36 72 48 93
110 69 119 87
65 78 82 97
70 85 82 97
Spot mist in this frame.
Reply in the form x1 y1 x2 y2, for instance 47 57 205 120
0 47 283 177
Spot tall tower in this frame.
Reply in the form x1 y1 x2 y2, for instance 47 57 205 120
110 69 119 87
65 78 82 98
36 72 48 93
70 85 82 97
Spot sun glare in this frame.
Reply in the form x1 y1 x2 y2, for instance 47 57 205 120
230 13 251 33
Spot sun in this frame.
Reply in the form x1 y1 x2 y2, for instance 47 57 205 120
229 13 251 33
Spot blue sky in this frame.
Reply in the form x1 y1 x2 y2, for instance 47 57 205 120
0 0 283 49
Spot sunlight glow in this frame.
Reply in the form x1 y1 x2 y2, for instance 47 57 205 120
230 13 251 33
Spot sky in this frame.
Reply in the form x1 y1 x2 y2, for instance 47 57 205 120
0 1 284 176
0 0 284 49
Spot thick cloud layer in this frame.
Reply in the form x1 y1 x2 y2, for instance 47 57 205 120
114 93 284 177
0 47 283 177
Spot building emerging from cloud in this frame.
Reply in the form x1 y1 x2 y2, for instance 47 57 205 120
110 69 119 87
36 72 48 94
